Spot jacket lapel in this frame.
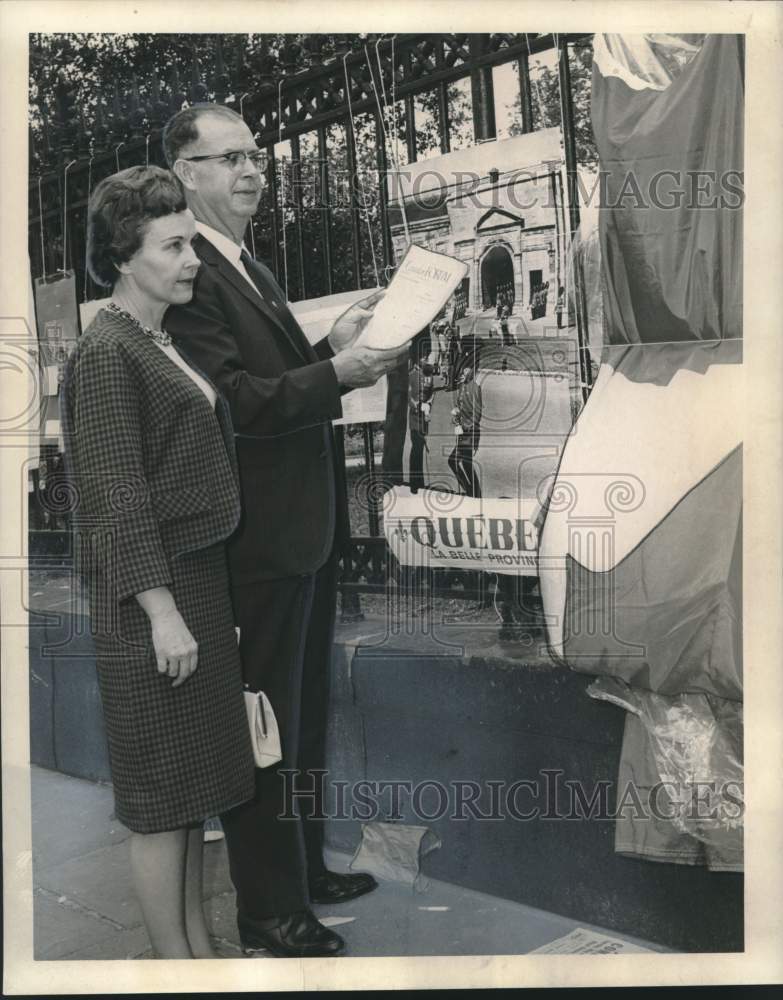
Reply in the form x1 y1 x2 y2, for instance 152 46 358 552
242 256 320 364
102 310 241 486
169 339 240 485
194 233 314 364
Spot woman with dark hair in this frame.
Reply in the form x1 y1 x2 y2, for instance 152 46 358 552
63 165 255 958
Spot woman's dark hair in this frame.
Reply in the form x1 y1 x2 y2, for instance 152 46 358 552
86 165 187 288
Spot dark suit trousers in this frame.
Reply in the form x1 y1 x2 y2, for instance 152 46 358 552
220 552 337 922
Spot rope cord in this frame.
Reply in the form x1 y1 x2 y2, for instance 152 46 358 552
61 159 77 273
249 217 257 259
390 35 410 247
83 154 94 297
342 52 380 287
524 34 548 128
367 39 411 261
369 40 396 164
373 39 391 126
391 35 400 171
38 176 46 279
372 37 398 165
552 36 590 391
604 336 743 349
238 93 256 258
370 36 411 251
277 78 289 299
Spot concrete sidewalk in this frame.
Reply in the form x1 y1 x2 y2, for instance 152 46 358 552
31 766 667 961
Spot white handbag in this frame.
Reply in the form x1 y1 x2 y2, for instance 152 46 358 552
243 689 283 768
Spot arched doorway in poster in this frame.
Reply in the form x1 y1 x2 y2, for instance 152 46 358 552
480 244 515 311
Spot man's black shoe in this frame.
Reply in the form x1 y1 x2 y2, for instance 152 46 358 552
240 909 345 958
309 870 379 905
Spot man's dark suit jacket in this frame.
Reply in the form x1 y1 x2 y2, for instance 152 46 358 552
166 232 348 585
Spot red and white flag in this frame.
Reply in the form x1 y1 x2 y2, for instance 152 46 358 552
539 35 744 869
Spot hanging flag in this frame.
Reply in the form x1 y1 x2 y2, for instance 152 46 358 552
539 34 744 870
593 34 743 355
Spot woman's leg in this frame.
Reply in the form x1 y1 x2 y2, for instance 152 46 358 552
184 827 218 958
129 829 192 958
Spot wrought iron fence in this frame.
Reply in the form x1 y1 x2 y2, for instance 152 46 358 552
28 32 595 621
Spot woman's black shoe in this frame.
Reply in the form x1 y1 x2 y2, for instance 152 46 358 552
240 909 345 958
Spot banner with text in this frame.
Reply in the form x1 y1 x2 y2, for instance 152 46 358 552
383 489 540 576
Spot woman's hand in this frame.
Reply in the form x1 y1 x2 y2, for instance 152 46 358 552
150 608 199 688
135 586 198 688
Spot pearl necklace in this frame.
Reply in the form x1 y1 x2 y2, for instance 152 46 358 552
105 301 172 347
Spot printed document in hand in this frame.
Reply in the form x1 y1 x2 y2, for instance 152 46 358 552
356 245 468 349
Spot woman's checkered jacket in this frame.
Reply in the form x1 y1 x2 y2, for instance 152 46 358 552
61 307 241 630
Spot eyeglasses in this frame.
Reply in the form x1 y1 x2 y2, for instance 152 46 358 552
182 149 265 171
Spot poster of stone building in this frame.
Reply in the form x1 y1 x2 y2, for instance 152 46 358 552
389 127 568 322
384 129 579 565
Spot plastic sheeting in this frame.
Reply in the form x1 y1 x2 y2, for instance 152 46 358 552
564 207 605 357
588 676 743 869
350 822 442 892
592 34 704 92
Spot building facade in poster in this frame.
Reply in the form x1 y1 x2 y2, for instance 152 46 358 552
388 129 568 327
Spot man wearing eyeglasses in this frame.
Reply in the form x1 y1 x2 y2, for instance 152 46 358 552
163 104 404 958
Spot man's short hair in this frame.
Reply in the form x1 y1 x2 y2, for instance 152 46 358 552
86 165 187 288
162 103 245 167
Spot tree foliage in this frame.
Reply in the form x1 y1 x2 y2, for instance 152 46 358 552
29 34 596 298
507 42 598 171
29 33 365 132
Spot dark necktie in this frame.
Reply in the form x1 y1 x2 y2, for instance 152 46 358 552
240 253 335 471
241 250 290 315
239 248 269 302
239 249 315 361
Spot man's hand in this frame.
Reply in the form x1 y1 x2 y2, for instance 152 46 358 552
331 343 408 389
328 289 386 353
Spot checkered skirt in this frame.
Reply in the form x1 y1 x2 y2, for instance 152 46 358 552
90 542 255 834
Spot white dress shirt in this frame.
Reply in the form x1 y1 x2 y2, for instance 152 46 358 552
195 221 262 300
